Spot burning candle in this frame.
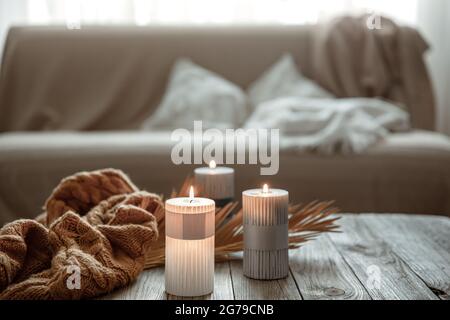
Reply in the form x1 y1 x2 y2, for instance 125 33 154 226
242 184 289 280
194 160 234 207
165 186 215 296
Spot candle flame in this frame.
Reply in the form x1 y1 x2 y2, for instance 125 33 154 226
263 184 269 193
189 186 195 198
209 160 216 169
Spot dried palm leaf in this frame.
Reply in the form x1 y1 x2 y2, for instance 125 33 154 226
144 177 340 269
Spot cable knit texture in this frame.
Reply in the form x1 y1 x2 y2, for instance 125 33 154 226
0 169 161 300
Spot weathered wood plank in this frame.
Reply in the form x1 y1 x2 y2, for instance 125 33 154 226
105 267 166 300
229 260 301 300
401 215 450 253
104 214 448 300
328 215 438 300
167 262 235 300
213 261 235 300
107 262 234 300
290 234 371 300
360 214 450 300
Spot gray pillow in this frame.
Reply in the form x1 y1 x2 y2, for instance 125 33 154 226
142 58 248 130
248 53 334 108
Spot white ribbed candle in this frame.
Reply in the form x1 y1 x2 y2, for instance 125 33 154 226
165 195 215 297
242 187 289 280
194 165 234 201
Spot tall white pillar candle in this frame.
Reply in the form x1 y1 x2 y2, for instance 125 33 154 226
165 187 215 296
242 184 289 280
195 160 234 207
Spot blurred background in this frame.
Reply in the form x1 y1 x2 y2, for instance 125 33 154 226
1 0 448 134
0 0 449 223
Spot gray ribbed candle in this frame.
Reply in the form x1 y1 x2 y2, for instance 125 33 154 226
243 186 289 280
194 162 234 202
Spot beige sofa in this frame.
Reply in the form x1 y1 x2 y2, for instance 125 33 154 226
0 25 449 224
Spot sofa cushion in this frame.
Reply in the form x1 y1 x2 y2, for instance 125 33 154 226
141 58 248 130
248 53 334 108
0 130 449 224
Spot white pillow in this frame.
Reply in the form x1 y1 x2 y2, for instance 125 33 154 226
248 54 334 107
142 58 248 130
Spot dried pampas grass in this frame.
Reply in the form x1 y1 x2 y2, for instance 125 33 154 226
145 177 340 269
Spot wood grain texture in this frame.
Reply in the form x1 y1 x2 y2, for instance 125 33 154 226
360 214 450 300
290 234 371 300
102 214 449 300
328 215 438 300
106 262 234 300
403 215 450 253
104 267 166 300
213 262 235 299
230 260 302 300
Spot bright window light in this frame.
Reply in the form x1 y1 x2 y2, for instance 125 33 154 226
20 0 419 26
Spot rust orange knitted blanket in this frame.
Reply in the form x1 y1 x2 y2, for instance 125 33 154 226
0 169 162 300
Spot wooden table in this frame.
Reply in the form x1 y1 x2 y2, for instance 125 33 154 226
106 214 450 300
